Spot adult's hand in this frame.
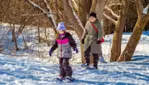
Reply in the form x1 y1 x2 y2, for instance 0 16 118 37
96 40 101 44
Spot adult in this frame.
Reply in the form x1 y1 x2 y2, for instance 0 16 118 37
81 12 105 69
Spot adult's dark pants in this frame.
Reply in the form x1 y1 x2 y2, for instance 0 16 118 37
84 46 99 68
59 58 72 77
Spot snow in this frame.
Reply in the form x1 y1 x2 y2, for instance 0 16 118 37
0 25 149 84
143 5 149 15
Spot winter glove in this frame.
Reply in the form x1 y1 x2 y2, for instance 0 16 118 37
49 49 53 56
73 48 79 53
96 40 101 44
81 39 84 44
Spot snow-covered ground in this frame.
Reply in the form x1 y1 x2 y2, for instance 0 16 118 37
0 24 149 85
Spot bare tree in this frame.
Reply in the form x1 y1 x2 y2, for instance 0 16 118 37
118 0 149 61
104 0 129 61
1 0 148 63
95 0 108 20
27 0 57 34
62 0 84 38
78 0 92 25
11 24 19 51
90 0 97 12
62 0 86 63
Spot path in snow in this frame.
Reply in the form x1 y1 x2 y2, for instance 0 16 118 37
0 53 149 85
0 31 149 85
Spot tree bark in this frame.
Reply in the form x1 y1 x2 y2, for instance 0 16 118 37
37 25 41 43
110 0 128 62
95 0 107 20
78 0 91 26
90 0 97 12
62 0 85 63
104 0 128 62
118 0 149 61
27 0 57 36
23 36 28 50
118 15 149 61
62 0 84 38
11 24 19 51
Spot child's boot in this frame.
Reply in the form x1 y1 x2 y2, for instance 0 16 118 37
65 76 75 82
56 76 65 81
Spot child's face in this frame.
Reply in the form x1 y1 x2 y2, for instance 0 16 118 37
58 30 64 34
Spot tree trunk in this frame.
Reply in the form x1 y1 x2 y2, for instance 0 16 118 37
95 0 107 20
44 27 49 46
78 0 91 26
12 24 19 51
62 0 84 38
80 44 86 64
23 36 28 50
62 0 85 63
118 16 149 61
37 25 41 43
78 0 92 64
110 23 123 61
90 0 97 12
110 0 128 62
16 24 26 38
117 0 149 61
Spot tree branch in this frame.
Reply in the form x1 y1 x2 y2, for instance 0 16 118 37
43 0 57 28
136 0 143 18
27 0 46 13
68 0 84 29
71 0 79 11
105 6 119 19
109 3 122 7
62 0 84 38
103 13 117 25
21 12 56 17
27 0 57 34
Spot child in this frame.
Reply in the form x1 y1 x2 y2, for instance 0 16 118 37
49 22 78 81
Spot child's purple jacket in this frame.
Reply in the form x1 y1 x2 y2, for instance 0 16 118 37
50 32 77 58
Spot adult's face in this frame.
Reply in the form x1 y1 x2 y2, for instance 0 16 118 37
89 16 96 22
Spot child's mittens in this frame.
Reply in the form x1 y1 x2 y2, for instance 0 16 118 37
49 49 53 56
73 48 79 53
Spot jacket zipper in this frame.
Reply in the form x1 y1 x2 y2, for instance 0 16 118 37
60 37 62 58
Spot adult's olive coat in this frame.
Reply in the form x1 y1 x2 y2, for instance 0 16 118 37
82 20 103 54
